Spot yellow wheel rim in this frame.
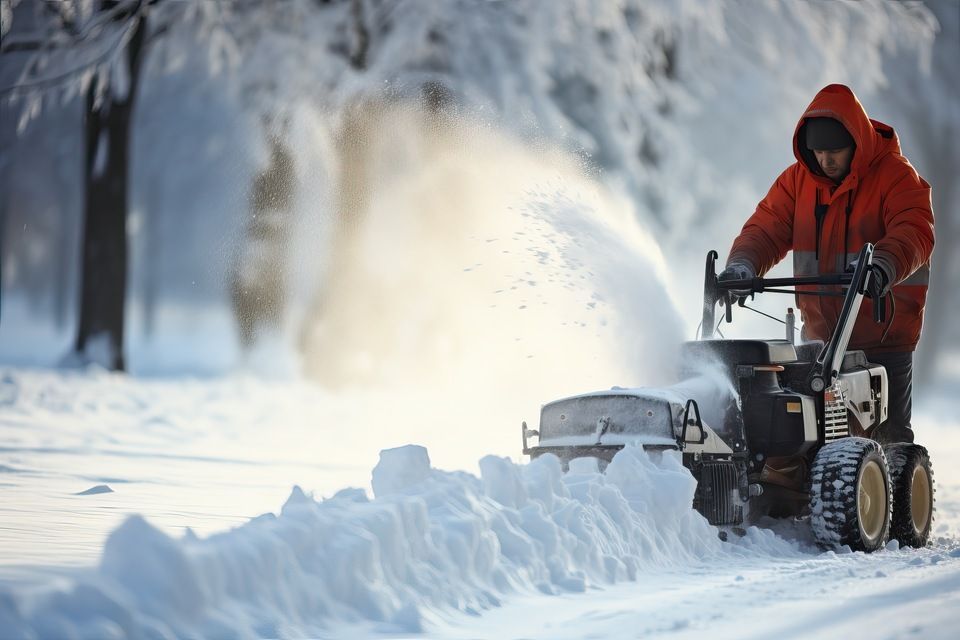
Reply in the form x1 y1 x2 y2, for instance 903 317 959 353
910 465 932 534
858 460 886 541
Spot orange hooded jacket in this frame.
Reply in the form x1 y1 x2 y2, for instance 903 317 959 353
728 84 934 353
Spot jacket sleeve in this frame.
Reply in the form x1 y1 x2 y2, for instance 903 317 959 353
873 161 935 285
727 166 797 275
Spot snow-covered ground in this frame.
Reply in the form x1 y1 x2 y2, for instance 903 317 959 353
1 369 960 638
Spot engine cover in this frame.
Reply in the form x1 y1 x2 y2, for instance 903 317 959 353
538 390 679 448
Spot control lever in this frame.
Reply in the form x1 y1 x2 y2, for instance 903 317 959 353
867 268 887 324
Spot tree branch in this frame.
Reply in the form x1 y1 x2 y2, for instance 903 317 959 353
0 0 141 54
0 15 138 97
0 0 151 97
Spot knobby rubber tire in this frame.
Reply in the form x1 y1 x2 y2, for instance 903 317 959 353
884 443 935 548
810 437 892 552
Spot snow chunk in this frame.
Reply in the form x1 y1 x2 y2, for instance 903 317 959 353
75 484 114 496
479 455 527 509
372 445 432 497
99 515 206 624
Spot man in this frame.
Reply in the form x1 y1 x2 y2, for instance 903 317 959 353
719 84 935 444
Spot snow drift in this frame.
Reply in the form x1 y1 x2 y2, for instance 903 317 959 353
0 445 797 638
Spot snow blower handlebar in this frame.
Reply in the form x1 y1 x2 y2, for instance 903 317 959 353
702 243 884 393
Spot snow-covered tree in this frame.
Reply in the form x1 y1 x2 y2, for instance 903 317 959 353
1 0 247 369
1 0 955 385
3 0 165 369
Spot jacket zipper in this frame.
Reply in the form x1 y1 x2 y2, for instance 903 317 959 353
842 189 854 269
814 189 828 260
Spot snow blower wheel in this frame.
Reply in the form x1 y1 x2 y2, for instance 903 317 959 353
810 438 891 552
885 443 934 548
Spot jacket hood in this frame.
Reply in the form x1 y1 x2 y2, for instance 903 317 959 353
793 84 900 183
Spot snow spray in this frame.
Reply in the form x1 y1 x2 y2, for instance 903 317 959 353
291 101 686 465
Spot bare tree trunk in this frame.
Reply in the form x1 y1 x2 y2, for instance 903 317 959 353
349 0 369 70
230 138 296 348
141 186 161 338
74 12 147 370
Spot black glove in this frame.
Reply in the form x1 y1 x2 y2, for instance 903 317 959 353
870 255 895 298
718 260 756 305
847 257 893 299
866 265 889 299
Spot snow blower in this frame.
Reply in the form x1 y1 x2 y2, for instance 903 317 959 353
522 243 933 552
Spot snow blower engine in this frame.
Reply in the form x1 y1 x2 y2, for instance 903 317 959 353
522 243 933 552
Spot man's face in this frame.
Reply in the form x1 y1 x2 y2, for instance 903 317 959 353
813 147 854 182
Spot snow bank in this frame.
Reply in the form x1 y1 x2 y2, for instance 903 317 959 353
1 444 797 638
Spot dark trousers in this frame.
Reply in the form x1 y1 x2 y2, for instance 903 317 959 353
865 351 913 431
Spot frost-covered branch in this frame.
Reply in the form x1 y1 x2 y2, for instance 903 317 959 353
1 0 141 52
